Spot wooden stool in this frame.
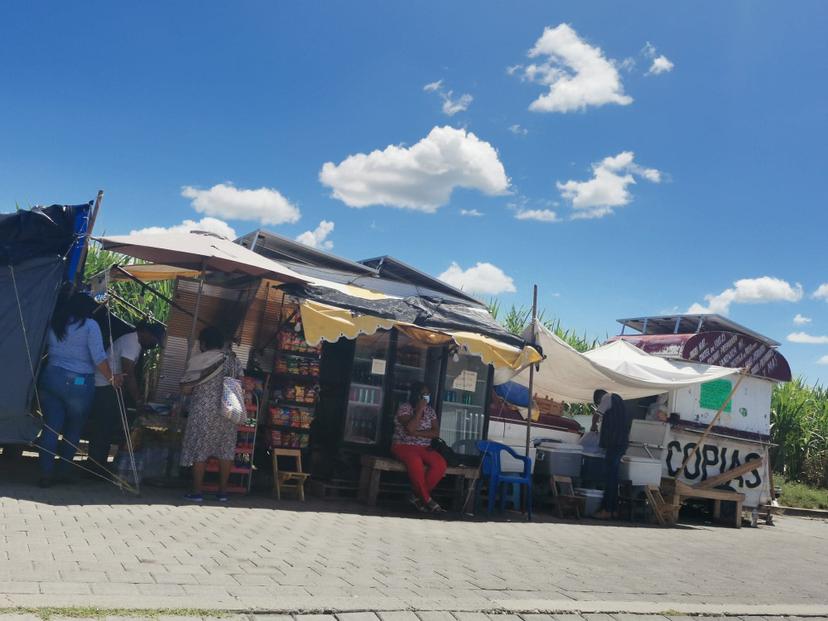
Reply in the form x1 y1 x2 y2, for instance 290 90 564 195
272 448 310 501
550 475 585 519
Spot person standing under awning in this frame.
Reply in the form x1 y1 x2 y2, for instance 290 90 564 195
591 389 631 520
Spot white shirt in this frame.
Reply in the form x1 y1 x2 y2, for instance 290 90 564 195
597 392 613 414
95 332 142 387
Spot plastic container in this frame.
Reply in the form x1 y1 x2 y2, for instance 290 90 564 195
620 455 662 486
534 441 583 477
574 488 604 517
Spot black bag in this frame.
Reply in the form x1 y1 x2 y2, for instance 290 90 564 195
430 437 461 467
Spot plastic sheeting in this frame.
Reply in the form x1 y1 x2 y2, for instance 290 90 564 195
0 257 65 443
500 321 738 403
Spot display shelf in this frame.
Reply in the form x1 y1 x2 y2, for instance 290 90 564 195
394 363 424 372
235 445 255 454
264 423 311 434
272 372 320 382
279 349 320 359
275 399 316 409
350 382 383 390
443 403 484 409
348 401 382 408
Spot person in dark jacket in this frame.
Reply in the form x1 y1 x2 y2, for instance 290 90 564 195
591 389 630 519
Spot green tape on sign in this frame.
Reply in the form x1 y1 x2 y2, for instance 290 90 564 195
699 379 733 412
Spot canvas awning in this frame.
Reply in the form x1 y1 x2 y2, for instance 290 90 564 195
500 321 739 403
96 231 310 283
299 299 541 371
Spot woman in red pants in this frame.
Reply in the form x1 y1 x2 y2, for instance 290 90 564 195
391 381 447 513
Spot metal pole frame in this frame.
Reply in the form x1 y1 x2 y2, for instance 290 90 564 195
524 284 538 457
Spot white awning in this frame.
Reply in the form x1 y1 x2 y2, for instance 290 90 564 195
499 321 738 403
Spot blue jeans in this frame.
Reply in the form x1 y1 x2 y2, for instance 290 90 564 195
37 366 95 478
601 446 626 513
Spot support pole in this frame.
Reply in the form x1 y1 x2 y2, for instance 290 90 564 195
524 284 538 458
185 262 207 366
74 190 104 289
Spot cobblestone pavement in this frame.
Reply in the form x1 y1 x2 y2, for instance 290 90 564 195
1 616 828 621
1 477 827 616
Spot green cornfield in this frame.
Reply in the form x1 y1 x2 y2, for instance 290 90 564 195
771 378 828 488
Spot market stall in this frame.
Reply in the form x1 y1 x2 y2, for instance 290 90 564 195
95 229 540 498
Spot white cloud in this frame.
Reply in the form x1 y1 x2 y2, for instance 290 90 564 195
557 151 661 219
423 80 473 116
813 283 828 300
460 209 484 217
516 24 632 113
508 124 529 136
438 261 516 295
181 183 300 226
506 65 522 76
818 355 828 365
787 332 828 345
295 220 334 250
515 209 558 222
688 277 804 315
319 126 510 212
648 55 675 75
130 217 237 240
643 42 674 76
794 314 812 325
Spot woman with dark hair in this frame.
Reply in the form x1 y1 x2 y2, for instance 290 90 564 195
179 326 243 503
391 381 447 513
38 292 121 487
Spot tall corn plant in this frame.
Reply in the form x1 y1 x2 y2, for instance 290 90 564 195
771 378 828 487
83 243 173 399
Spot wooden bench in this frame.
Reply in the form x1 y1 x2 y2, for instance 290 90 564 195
358 454 479 511
666 480 746 528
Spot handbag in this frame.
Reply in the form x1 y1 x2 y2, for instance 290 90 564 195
220 355 245 424
430 437 461 467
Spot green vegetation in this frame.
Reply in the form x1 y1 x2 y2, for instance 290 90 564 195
487 300 599 352
770 378 828 489
777 476 828 510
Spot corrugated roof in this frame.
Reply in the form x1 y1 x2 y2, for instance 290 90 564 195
616 313 780 347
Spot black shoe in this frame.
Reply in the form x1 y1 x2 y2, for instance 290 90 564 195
425 499 446 514
407 494 427 513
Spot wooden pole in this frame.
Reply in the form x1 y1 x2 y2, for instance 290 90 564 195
524 284 538 458
679 369 748 473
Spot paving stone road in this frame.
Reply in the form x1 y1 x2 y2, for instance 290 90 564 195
1 478 827 616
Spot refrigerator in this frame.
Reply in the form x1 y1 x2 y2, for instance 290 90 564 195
343 332 390 445
439 353 489 455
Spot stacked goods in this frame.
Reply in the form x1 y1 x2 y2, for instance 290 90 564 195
278 327 322 354
275 356 321 376
283 384 317 404
269 430 309 449
269 406 312 429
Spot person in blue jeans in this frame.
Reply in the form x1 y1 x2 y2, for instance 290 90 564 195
38 292 121 487
591 389 630 520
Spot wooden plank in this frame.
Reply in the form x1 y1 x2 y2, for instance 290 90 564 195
693 458 763 490
676 480 746 502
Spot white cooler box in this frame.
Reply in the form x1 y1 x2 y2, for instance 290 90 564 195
620 455 662 486
534 441 583 477
574 488 604 517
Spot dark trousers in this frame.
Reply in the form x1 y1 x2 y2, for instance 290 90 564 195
601 446 626 513
86 386 125 471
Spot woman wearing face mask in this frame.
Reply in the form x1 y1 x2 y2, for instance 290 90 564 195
391 381 447 513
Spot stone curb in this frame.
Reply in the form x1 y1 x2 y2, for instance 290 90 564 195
2 597 828 618
774 505 828 519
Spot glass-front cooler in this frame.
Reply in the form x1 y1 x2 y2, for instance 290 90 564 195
439 353 489 455
343 332 390 445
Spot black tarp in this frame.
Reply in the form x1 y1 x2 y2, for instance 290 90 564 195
280 283 528 350
0 256 65 443
0 204 90 444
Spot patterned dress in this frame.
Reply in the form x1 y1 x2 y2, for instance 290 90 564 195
180 354 243 466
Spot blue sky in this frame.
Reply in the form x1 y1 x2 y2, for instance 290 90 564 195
1 2 826 383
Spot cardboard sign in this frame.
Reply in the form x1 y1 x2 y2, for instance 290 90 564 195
371 358 386 376
452 370 478 392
